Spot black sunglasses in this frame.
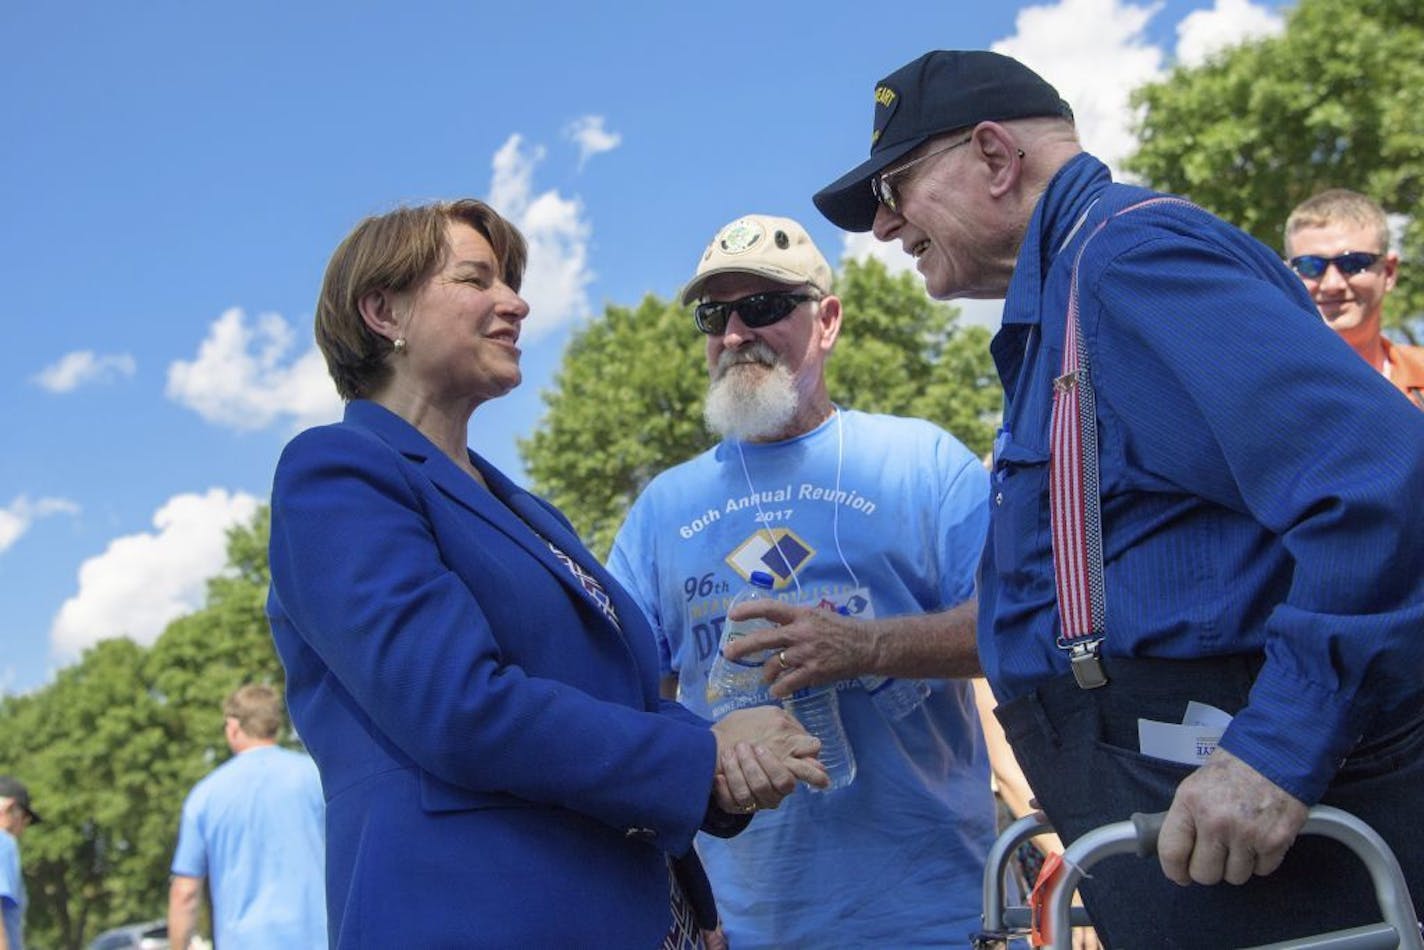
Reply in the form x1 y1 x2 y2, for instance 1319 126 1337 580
1288 251 1381 279
694 292 816 335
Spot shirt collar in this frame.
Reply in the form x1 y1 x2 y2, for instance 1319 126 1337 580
1000 152 1112 328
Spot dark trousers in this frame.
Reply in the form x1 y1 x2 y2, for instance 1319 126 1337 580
996 655 1424 950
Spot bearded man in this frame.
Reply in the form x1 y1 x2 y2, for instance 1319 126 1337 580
607 213 995 948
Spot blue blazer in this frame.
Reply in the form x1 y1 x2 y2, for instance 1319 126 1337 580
267 400 720 948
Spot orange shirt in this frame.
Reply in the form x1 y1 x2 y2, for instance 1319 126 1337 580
1383 337 1424 409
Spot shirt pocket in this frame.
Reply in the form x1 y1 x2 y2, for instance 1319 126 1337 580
991 437 1051 585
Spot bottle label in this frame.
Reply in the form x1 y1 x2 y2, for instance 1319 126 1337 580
720 617 773 667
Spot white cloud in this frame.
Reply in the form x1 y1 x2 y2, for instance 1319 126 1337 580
843 230 919 281
488 134 594 342
564 115 622 169
166 307 343 432
840 233 1005 331
945 297 1009 332
33 350 136 393
49 488 261 660
170 137 598 412
993 0 1166 175
992 0 1282 172
0 495 80 555
1175 0 1283 68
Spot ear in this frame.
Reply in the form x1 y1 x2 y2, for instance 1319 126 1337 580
1383 251 1400 293
358 289 402 343
817 294 843 354
974 122 1022 199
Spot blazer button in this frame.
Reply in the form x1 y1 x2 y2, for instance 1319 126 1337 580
624 826 656 841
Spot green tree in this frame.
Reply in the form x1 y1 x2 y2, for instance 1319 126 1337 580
1125 0 1424 339
828 258 999 451
0 509 281 949
521 258 1000 556
520 292 712 560
0 638 162 950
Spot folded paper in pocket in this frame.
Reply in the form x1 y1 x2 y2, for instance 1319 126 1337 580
1138 702 1233 766
1183 700 1233 729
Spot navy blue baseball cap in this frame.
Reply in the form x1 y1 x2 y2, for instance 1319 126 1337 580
813 50 1073 233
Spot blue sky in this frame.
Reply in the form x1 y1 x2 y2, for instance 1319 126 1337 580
2 0 1287 694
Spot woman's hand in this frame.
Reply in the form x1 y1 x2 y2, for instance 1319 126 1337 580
711 706 827 813
700 923 728 950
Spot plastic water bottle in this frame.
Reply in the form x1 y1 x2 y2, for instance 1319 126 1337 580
705 571 777 719
858 675 932 720
838 600 930 720
783 684 856 791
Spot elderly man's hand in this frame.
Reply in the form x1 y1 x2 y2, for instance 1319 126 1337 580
1157 747 1308 886
722 600 874 699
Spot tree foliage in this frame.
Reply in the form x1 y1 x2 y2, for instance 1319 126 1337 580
521 257 1000 557
1125 0 1424 339
0 510 282 949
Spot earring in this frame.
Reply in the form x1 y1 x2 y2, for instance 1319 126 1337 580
1016 148 1025 159
393 337 406 353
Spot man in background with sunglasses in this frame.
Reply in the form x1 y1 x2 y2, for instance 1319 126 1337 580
1285 189 1424 408
814 49 1424 947
608 213 996 948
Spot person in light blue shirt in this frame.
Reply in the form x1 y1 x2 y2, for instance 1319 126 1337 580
609 213 994 948
816 49 1424 948
169 684 326 949
0 776 40 950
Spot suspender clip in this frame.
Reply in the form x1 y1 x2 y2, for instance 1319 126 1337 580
1069 640 1108 690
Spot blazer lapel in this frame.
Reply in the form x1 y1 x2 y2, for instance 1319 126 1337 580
342 401 632 646
477 463 643 645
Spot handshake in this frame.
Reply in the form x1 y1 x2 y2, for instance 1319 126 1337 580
709 706 828 815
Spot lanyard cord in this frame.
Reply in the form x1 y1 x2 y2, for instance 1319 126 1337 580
735 407 859 597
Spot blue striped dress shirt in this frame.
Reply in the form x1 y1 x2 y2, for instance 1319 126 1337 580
980 153 1424 802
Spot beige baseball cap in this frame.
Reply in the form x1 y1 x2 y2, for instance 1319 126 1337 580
680 214 834 305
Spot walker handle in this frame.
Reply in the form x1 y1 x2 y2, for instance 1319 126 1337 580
1130 810 1166 858
1045 805 1424 950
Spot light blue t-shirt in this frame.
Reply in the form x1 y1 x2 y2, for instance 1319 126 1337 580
609 408 996 949
0 829 25 950
171 745 327 949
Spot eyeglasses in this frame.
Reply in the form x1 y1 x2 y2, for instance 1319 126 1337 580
1288 251 1381 279
871 134 974 212
694 292 816 335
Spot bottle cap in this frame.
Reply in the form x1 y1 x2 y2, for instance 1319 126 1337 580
748 571 775 589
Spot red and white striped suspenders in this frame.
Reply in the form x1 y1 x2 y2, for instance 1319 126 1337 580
1050 197 1189 689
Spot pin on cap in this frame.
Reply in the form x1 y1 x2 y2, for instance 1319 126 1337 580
680 214 833 304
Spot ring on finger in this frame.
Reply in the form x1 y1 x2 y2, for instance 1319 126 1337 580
777 649 791 670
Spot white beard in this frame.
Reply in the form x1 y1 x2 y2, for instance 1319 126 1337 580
703 341 799 442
